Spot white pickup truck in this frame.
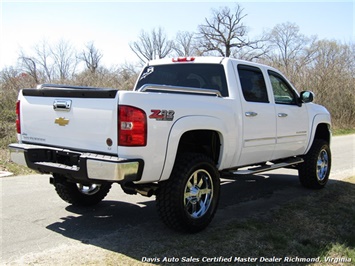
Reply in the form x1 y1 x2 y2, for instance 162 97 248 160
9 56 331 233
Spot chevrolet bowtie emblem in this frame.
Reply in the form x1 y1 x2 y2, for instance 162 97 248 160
55 117 69 126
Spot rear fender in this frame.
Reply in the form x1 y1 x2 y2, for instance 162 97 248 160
159 116 229 181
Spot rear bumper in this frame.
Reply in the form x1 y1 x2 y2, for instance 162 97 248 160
9 143 144 183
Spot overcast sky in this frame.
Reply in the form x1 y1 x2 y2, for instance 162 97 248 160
1 0 354 70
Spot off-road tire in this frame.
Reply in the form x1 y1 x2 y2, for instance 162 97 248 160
156 153 220 233
299 139 331 189
53 174 112 206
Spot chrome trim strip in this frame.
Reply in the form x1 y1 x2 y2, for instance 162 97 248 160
138 84 222 97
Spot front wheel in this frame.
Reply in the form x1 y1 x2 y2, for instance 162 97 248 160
156 153 220 233
299 139 331 189
52 174 112 206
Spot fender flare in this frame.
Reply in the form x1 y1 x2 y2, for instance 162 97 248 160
159 116 230 181
306 114 332 153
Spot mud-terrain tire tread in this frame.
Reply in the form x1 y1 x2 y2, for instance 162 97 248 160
299 139 331 189
53 174 112 206
156 153 220 233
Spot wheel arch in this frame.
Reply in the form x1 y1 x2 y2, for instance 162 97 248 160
177 129 221 164
306 114 331 154
314 123 331 143
159 116 229 181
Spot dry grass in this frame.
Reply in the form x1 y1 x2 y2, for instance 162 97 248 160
0 121 34 175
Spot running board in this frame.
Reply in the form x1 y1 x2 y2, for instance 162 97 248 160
223 157 304 176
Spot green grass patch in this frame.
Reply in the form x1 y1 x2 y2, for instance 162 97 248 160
332 128 355 136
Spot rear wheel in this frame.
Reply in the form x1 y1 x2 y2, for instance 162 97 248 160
52 174 112 206
156 153 220 233
299 139 331 189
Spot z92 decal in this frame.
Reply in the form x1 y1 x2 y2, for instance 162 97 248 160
149 110 175 121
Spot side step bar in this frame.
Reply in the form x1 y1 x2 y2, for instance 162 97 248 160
223 157 304 176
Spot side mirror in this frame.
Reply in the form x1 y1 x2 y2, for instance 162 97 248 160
300 91 314 103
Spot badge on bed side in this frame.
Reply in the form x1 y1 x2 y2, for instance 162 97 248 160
149 110 175 121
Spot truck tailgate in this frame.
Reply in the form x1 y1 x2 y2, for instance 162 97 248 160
19 86 119 155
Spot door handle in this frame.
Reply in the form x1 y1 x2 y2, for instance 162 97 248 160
278 113 288 118
245 112 258 117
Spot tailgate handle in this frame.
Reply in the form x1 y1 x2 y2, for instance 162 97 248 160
53 100 72 111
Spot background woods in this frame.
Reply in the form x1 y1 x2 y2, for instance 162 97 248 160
1 4 354 146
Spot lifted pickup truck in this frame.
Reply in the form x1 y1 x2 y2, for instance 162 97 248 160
9 56 331 233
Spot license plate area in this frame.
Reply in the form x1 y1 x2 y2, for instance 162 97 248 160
27 149 81 167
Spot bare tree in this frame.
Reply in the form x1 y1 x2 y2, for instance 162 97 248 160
33 40 54 81
51 39 78 81
197 4 260 57
19 39 78 83
130 27 174 62
79 42 103 73
266 22 317 76
20 40 55 83
130 30 154 62
153 27 174 59
231 31 271 61
173 31 198 57
18 52 40 84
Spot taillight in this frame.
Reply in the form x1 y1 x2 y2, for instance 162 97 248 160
16 100 21 134
172 57 195 62
118 105 147 146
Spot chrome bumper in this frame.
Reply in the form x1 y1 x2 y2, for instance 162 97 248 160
9 143 143 183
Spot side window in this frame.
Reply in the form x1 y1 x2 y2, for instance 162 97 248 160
237 65 269 103
268 71 297 105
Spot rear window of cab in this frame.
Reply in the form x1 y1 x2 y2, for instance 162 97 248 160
135 64 229 97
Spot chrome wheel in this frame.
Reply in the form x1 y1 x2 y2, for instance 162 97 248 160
53 174 112 206
156 153 220 232
184 169 213 219
317 149 329 181
76 183 101 195
299 139 331 189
